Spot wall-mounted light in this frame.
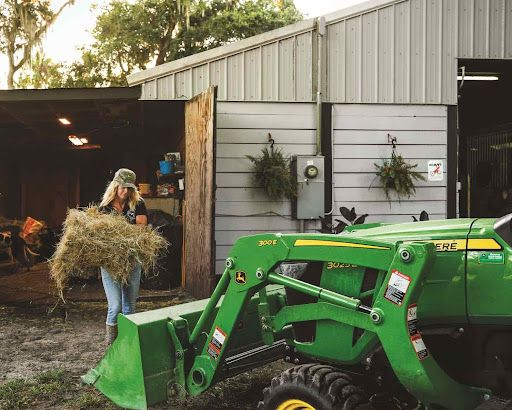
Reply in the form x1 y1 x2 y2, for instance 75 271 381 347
59 118 71 125
79 137 88 144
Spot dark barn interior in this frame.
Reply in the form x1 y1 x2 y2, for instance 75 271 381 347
0 87 186 291
458 60 512 218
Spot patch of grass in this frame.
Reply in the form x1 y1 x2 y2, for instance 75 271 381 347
63 390 117 410
0 369 69 410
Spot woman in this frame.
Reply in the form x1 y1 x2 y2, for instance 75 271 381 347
99 168 148 345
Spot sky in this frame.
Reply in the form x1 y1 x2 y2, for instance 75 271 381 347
0 0 368 89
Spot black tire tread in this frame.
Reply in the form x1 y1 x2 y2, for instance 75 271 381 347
257 364 372 410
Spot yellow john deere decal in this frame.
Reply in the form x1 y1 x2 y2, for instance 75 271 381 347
294 239 389 250
425 239 502 252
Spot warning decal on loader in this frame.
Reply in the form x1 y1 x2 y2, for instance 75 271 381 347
407 304 419 336
207 326 227 360
411 334 429 360
384 270 411 306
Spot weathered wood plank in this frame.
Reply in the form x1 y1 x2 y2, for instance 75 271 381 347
334 158 441 173
217 101 315 115
217 113 316 129
332 104 447 117
217 128 316 144
332 115 447 130
334 186 446 201
215 216 300 230
333 172 447 187
333 200 446 214
216 201 291 215
184 86 216 298
217 143 315 158
333 130 447 145
333 144 446 159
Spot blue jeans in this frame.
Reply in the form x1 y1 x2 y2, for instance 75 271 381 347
101 264 141 325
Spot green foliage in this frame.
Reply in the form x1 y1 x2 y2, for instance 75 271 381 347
247 146 297 200
374 151 426 201
0 0 74 89
33 0 302 88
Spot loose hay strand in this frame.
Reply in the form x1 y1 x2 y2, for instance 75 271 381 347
49 207 169 295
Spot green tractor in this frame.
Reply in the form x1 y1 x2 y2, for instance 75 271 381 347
83 215 512 409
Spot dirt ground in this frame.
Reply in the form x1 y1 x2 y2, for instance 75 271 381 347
0 265 289 410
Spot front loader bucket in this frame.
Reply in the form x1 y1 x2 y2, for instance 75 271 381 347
81 289 281 410
82 300 210 410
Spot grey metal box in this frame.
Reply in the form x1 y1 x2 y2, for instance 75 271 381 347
292 156 325 220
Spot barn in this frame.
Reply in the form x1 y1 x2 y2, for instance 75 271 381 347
126 0 512 297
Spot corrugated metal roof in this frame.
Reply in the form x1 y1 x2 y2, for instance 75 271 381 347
129 0 512 104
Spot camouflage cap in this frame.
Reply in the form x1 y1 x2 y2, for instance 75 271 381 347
113 168 137 189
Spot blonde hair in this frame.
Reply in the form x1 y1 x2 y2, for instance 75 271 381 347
99 180 141 211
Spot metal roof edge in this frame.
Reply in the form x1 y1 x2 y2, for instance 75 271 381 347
127 18 317 86
0 86 141 101
322 0 405 25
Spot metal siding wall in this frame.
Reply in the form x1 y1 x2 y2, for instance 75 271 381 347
362 12 378 102
244 48 261 100
175 70 190 99
327 21 346 102
295 32 313 101
489 0 505 59
332 104 448 223
227 54 244 100
192 64 208 96
425 0 442 104
137 0 512 103
378 6 394 103
441 0 458 104
215 102 318 274
209 59 226 100
474 0 490 58
410 0 426 103
262 43 279 100
278 37 295 101
346 16 362 102
506 0 512 58
458 0 474 57
394 1 410 102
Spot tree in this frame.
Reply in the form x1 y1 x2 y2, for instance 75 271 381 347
0 0 75 89
76 0 302 86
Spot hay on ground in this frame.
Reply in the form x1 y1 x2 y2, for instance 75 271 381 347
49 207 169 293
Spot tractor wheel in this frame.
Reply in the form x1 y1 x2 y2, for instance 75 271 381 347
257 364 373 410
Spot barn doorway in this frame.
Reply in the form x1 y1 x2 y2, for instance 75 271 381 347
458 59 512 218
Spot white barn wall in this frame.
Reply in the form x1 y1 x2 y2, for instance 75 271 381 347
214 102 319 274
332 104 448 223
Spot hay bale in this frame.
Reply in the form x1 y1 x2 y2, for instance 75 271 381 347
49 207 169 293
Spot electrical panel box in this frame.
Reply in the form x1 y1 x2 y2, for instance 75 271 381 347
292 155 325 220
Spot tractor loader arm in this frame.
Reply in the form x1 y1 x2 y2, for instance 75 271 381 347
83 232 490 410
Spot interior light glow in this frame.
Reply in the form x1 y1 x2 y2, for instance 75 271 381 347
79 137 88 144
68 135 83 146
59 118 71 125
457 75 499 81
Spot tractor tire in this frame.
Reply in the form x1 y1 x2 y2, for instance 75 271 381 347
257 364 373 410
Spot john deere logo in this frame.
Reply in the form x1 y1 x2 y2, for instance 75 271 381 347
235 271 247 284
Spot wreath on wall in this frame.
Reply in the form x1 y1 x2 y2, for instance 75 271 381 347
373 135 425 201
246 134 297 200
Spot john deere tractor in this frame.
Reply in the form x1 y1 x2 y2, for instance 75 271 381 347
83 215 512 409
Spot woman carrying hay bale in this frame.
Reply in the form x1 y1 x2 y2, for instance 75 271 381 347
98 168 148 345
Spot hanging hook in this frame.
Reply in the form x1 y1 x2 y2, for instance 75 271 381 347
387 133 397 150
268 132 275 150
